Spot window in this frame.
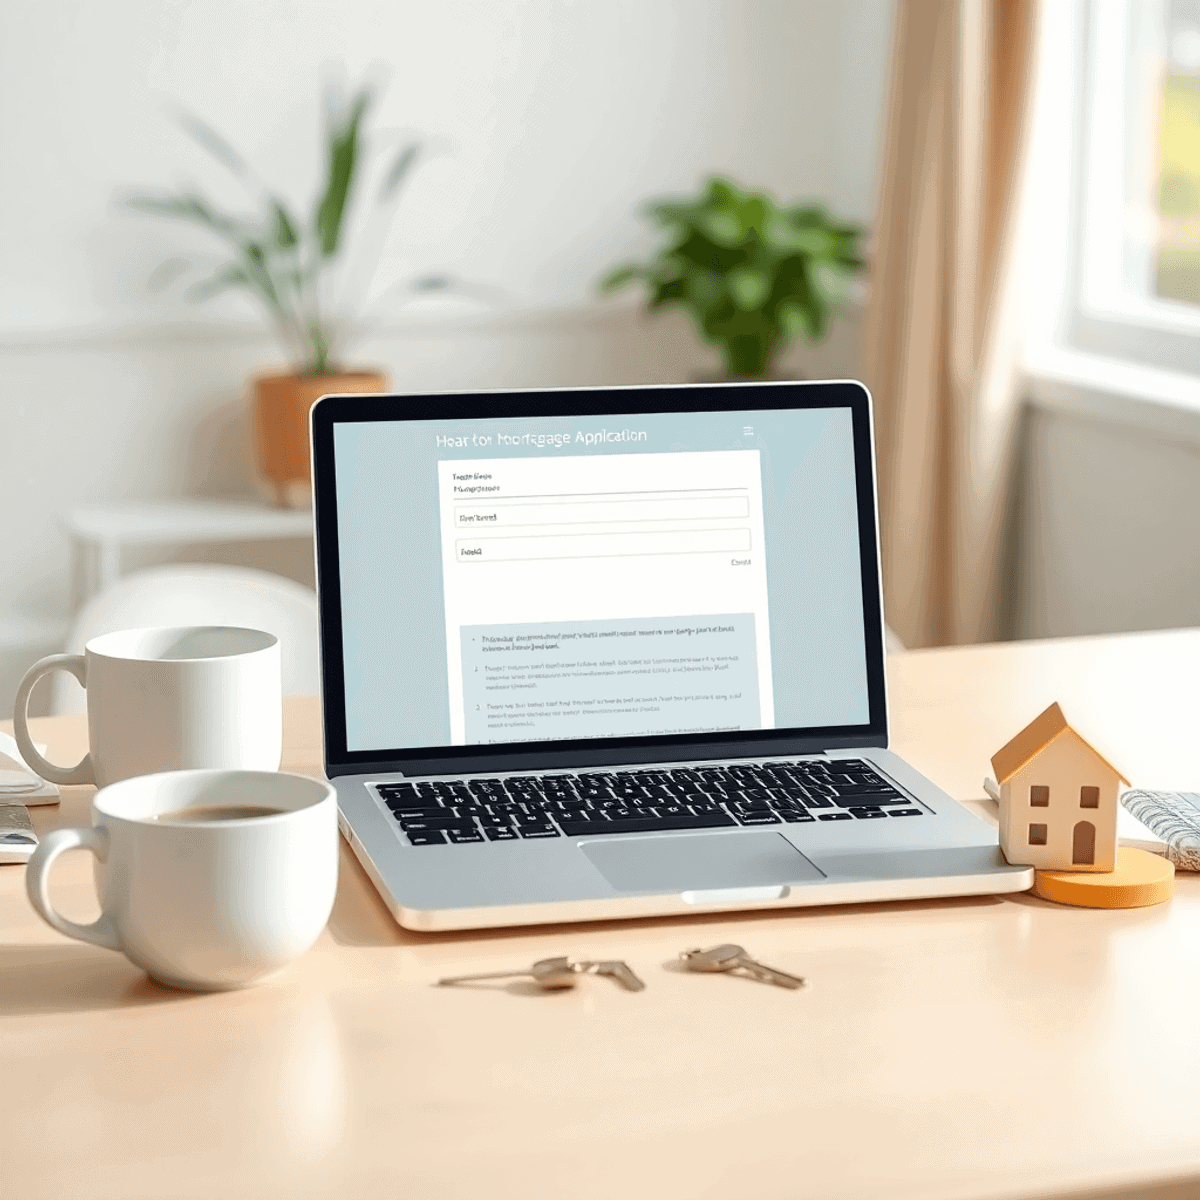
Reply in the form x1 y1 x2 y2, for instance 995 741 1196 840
1030 785 1050 807
1069 0 1200 375
1029 823 1049 845
1156 18 1200 305
1080 785 1100 807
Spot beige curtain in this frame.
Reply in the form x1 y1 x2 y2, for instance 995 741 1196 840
863 0 1038 649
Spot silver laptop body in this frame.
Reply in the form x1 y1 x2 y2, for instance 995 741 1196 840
312 381 1032 931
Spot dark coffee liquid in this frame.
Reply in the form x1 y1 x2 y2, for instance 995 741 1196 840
153 804 286 823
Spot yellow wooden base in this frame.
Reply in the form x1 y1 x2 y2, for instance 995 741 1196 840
1033 847 1175 909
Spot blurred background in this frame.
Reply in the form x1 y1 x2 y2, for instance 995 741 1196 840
1 0 1198 715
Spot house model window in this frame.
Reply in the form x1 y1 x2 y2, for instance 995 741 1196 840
1029 823 1048 845
1030 785 1049 807
1080 786 1099 808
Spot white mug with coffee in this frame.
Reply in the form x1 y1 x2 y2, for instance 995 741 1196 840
13 626 282 787
25 769 338 990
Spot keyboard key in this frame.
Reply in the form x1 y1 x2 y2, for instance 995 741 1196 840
816 811 854 822
826 760 873 775
557 812 737 837
482 825 519 840
377 783 418 798
447 828 486 843
889 808 923 817
399 816 474 831
518 824 561 839
730 798 772 812
832 782 901 796
405 830 447 845
739 788 775 801
386 797 429 810
735 812 781 825
468 780 507 798
781 810 816 822
849 807 889 819
832 793 904 808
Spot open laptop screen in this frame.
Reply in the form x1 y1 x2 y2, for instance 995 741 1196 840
312 383 886 774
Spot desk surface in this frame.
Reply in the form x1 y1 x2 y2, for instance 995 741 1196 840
5 629 1200 1200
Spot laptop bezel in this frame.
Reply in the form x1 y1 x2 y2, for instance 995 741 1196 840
311 381 888 778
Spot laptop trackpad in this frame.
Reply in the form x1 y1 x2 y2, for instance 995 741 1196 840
581 831 825 894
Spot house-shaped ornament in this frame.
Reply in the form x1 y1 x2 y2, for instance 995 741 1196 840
992 702 1129 873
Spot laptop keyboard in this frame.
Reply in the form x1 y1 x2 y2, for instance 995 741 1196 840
375 759 924 846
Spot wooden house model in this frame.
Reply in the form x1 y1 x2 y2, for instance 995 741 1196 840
992 702 1128 873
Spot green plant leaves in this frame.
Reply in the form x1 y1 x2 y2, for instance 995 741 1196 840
778 300 816 341
727 267 770 311
271 199 300 249
175 109 253 181
599 264 643 293
128 79 450 376
315 88 370 258
700 210 744 246
186 263 252 302
600 173 866 377
307 323 332 374
379 143 420 204
124 190 245 238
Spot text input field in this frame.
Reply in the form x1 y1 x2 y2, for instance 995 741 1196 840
455 527 751 562
454 493 749 527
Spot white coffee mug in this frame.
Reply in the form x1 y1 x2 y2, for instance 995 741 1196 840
13 626 282 787
25 769 338 990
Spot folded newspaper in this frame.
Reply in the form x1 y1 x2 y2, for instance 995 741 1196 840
1121 790 1200 872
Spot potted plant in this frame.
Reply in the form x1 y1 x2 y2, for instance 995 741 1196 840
600 176 865 380
128 84 447 506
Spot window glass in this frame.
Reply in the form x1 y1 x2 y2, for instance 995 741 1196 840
1155 0 1200 304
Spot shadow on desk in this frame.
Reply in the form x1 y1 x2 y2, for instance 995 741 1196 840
0 943 202 1017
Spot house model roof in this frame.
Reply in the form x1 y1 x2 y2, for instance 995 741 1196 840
990 701 1130 786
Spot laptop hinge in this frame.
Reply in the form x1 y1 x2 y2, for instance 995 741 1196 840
327 731 884 779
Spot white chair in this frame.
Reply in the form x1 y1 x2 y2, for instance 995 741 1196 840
50 565 320 715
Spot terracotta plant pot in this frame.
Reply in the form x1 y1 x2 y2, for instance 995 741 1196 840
252 370 388 507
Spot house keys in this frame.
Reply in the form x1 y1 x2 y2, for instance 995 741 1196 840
438 945 804 992
438 956 645 992
680 944 806 989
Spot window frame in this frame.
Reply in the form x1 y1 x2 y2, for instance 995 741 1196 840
1064 0 1200 377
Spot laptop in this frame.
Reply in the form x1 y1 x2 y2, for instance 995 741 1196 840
311 380 1033 931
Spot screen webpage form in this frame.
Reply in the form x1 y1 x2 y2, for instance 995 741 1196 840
332 406 871 753
438 449 774 745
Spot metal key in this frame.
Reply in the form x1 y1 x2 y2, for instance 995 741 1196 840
679 943 805 989
583 960 646 992
438 956 644 991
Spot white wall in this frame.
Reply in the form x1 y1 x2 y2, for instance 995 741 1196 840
0 0 893 335
0 0 896 710
1016 399 1200 641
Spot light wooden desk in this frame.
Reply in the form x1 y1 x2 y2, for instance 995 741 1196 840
5 630 1200 1200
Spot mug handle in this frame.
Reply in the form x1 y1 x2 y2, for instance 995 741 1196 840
13 654 95 785
25 826 121 950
